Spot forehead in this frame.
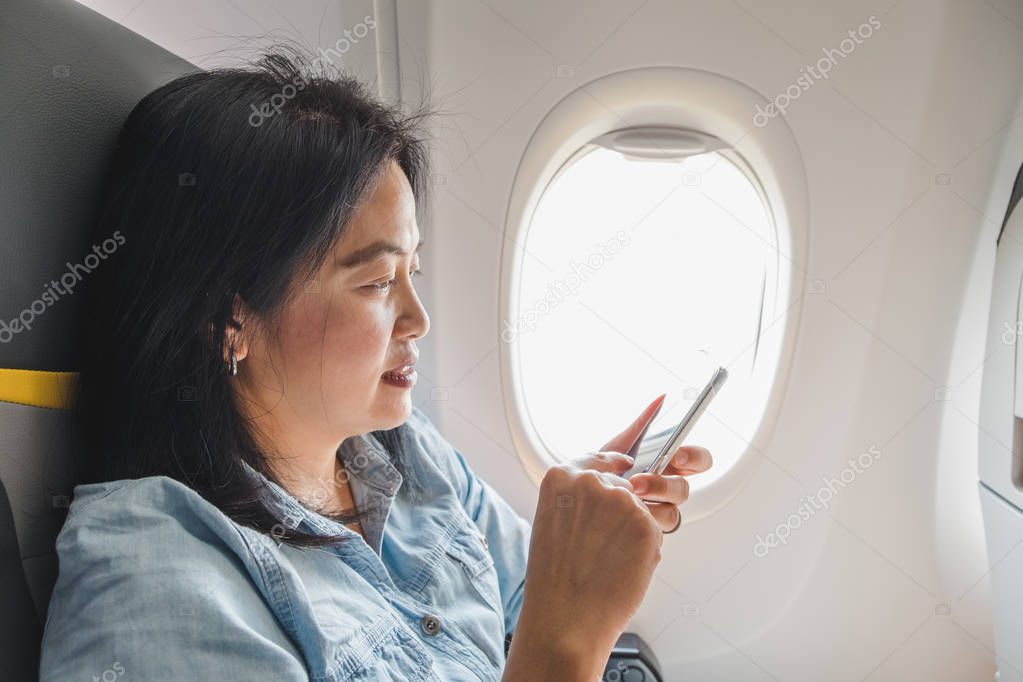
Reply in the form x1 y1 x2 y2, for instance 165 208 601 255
339 162 419 257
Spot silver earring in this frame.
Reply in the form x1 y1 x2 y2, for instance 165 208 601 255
227 348 238 376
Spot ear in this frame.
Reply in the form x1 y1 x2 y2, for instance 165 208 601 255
210 294 251 364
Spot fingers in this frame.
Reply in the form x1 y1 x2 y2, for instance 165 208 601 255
645 501 682 533
663 445 713 475
570 450 635 474
625 396 667 458
594 469 635 493
627 473 689 504
600 393 667 453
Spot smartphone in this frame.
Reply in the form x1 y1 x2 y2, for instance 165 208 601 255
624 366 728 478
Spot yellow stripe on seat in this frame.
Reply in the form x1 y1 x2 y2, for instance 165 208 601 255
0 369 78 410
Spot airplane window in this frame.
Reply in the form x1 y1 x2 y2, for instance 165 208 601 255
512 136 779 492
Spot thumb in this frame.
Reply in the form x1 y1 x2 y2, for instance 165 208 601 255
601 393 666 454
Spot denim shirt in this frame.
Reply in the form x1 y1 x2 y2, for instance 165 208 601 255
39 407 532 681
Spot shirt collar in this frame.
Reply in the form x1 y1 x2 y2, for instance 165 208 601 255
239 432 404 538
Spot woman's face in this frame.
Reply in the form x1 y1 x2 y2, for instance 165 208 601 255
234 160 429 458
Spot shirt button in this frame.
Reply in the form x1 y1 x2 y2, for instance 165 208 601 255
420 614 442 637
481 534 489 550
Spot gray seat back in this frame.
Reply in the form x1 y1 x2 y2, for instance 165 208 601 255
0 1 195 677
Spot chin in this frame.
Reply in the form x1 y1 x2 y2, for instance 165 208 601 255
373 395 412 428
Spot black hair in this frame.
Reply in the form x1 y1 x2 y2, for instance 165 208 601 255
70 45 432 548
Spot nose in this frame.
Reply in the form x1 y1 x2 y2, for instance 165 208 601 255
398 282 430 340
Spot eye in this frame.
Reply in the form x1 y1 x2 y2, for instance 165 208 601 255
367 265 422 292
369 281 393 292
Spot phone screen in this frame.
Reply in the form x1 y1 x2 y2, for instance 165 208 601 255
624 367 728 478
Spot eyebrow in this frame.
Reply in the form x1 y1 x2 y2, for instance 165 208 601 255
337 239 424 269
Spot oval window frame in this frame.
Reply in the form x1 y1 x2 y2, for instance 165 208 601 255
498 66 809 521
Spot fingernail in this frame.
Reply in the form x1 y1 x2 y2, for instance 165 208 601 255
632 479 648 494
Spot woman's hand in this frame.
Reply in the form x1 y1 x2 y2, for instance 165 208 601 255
628 445 712 530
504 395 714 681
507 459 663 681
569 394 714 532
568 446 711 532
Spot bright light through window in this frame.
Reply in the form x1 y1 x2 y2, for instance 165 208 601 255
514 143 778 491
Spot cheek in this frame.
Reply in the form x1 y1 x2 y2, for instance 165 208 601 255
283 294 391 385
331 312 391 374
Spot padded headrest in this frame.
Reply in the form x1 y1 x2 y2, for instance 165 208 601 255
0 0 196 677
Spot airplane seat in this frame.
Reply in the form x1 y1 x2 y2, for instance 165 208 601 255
0 1 195 677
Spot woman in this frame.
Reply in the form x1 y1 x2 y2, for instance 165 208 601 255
39 47 711 681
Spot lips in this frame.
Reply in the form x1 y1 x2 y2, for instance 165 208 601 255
383 354 418 375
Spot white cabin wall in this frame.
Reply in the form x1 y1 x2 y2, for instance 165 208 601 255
73 0 383 85
397 1 1023 680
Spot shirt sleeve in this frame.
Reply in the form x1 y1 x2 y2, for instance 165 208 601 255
39 480 309 681
408 407 532 638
